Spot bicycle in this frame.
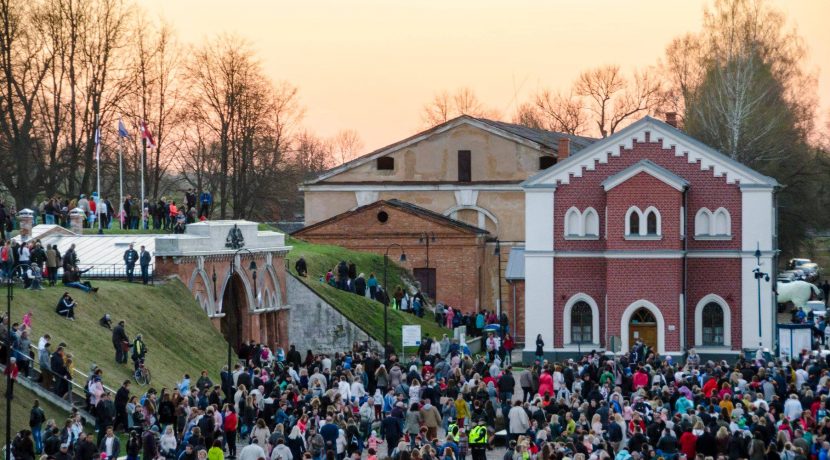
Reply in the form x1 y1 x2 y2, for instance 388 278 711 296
133 359 152 385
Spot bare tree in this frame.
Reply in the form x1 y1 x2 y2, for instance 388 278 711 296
421 87 499 127
575 65 665 137
533 89 588 135
331 128 364 165
0 0 52 207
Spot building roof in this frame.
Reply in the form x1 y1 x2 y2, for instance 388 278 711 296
523 116 779 189
601 159 690 192
505 246 525 280
474 118 596 151
292 199 490 236
304 115 597 186
37 232 159 276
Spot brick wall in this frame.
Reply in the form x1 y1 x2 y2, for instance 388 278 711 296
295 204 486 312
606 258 683 352
687 258 743 350
554 137 742 252
552 258 607 348
605 174 683 251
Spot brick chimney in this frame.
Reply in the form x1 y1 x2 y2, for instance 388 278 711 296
558 137 570 160
665 112 678 128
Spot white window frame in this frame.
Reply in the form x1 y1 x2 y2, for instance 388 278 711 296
694 294 731 349
625 206 661 240
694 207 732 240
562 293 600 346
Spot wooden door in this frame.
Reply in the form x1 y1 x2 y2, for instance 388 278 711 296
628 307 658 350
414 268 437 301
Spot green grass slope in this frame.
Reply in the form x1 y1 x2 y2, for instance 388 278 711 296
10 280 227 394
0 380 69 436
286 237 450 349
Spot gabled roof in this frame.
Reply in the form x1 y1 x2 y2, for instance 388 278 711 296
522 116 779 189
602 159 689 192
292 199 489 236
305 115 597 186
474 118 596 151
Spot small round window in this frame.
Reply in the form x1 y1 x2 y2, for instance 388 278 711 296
377 211 389 223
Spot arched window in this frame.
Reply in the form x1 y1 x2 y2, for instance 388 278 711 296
713 208 731 236
646 211 658 235
583 208 599 236
702 302 724 345
628 210 640 235
565 207 582 236
694 208 712 236
571 301 593 344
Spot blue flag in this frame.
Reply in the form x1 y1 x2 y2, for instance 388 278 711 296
117 119 129 138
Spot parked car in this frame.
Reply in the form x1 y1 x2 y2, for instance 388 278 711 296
788 258 812 270
806 300 826 318
799 263 821 282
778 270 804 283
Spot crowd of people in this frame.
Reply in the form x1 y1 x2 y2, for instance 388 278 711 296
2 188 213 233
4 229 830 460
7 307 830 460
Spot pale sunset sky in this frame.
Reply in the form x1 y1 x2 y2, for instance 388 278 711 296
144 0 830 151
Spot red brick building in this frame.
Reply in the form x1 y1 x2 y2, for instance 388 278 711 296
521 116 778 360
292 199 489 311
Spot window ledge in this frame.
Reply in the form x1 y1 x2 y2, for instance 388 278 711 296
564 235 600 241
624 235 662 241
692 346 739 353
561 343 601 350
693 235 733 241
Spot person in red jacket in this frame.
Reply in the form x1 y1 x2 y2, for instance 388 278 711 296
678 425 699 459
223 404 239 458
632 366 649 390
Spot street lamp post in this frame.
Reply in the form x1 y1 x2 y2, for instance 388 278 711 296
383 243 406 357
753 243 770 347
418 232 436 300
494 240 503 317
226 248 257 377
5 273 13 460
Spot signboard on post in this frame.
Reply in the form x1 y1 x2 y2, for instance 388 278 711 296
402 325 421 363
402 325 422 346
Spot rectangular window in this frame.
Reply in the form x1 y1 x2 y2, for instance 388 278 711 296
458 150 471 182
377 157 394 170
539 156 556 170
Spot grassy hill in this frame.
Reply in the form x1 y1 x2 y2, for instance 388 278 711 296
0 380 70 436
286 237 451 349
10 280 227 396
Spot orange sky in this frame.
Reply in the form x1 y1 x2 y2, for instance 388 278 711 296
144 0 830 151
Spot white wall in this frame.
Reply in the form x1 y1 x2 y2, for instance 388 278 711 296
741 187 775 350
523 188 555 351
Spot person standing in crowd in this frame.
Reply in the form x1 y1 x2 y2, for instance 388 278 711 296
112 320 129 364
139 245 151 285
123 243 138 283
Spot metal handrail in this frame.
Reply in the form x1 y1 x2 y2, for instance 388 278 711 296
56 263 155 281
2 339 88 402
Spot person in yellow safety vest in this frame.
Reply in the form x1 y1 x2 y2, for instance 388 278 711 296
447 421 460 442
469 419 488 460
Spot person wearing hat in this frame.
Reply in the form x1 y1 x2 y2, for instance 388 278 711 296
468 418 488 460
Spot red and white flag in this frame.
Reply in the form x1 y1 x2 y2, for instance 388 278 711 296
139 121 156 149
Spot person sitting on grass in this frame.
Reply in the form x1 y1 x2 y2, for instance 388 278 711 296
62 265 98 293
55 292 76 321
26 263 45 291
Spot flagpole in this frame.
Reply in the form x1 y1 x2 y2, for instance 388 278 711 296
141 134 146 230
95 114 103 235
118 132 124 230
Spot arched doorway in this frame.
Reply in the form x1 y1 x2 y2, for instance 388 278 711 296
629 307 657 350
221 273 248 352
